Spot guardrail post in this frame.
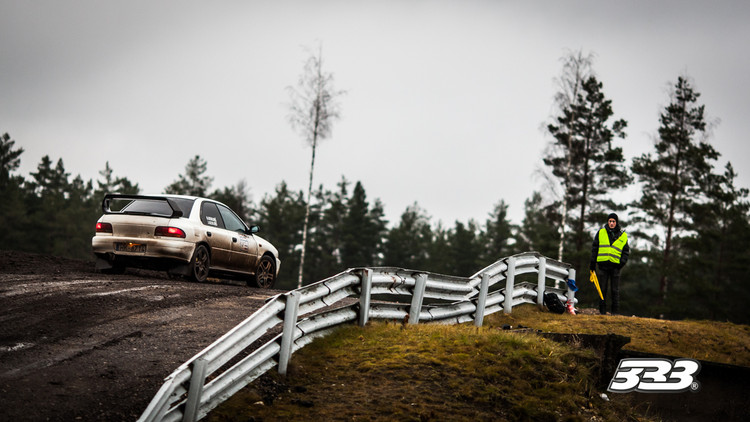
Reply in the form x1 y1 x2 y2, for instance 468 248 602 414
359 269 372 327
537 256 547 309
504 257 516 314
566 268 576 304
182 358 208 422
409 273 427 324
474 272 490 327
278 290 300 376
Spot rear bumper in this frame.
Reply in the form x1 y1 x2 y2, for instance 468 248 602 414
92 236 195 263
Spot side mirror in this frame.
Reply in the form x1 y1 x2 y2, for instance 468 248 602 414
249 225 260 234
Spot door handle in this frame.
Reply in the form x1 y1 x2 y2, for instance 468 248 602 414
232 237 238 243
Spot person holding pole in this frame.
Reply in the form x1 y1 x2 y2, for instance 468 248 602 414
590 213 629 315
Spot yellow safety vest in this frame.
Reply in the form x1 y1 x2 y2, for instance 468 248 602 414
596 228 627 264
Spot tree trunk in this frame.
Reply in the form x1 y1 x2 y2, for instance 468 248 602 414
659 146 683 305
557 190 568 262
659 216 673 303
557 131 574 262
659 95 688 304
576 133 592 272
556 70 584 263
288 44 342 288
712 214 727 320
297 137 317 289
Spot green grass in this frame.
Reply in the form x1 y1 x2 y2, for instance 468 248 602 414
205 303 750 421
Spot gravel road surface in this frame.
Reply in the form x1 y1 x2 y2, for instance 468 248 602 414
0 251 285 421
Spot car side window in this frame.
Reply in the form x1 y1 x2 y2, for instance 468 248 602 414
217 204 246 233
170 198 195 218
201 202 225 229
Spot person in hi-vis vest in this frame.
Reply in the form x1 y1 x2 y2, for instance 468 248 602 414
589 213 630 315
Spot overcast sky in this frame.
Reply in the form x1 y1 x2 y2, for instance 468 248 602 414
2 0 749 227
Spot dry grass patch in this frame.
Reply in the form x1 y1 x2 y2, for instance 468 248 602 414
209 321 652 421
486 305 750 366
208 305 749 420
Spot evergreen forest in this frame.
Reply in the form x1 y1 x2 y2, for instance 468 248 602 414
2 74 749 324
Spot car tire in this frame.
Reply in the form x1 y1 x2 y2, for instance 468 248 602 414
250 255 276 289
190 245 210 282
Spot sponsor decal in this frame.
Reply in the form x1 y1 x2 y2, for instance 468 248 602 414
608 358 701 393
239 236 250 251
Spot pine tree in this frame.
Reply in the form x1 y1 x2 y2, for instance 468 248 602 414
0 133 28 249
340 182 386 268
545 76 631 272
1 133 23 185
307 178 349 279
679 163 750 322
383 203 433 269
211 180 252 222
27 156 69 198
427 223 454 275
449 220 483 276
254 182 306 289
480 200 516 265
61 175 95 259
517 192 559 258
26 157 99 259
25 157 71 256
95 161 140 198
544 51 595 262
96 161 117 197
631 76 718 303
165 155 213 196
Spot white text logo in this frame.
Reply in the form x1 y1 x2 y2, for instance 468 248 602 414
608 358 701 393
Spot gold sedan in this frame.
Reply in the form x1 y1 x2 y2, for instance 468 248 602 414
92 194 280 288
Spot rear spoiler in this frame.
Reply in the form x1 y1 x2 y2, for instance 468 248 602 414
102 194 184 218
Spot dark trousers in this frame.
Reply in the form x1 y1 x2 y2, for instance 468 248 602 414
597 267 620 314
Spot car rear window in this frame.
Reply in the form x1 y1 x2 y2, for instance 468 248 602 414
118 198 195 218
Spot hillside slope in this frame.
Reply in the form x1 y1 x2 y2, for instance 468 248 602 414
209 305 750 421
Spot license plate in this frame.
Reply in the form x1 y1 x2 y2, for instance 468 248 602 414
115 242 146 253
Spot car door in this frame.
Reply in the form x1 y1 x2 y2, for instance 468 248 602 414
216 204 259 273
199 201 233 270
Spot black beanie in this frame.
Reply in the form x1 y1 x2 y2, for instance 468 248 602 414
608 213 619 224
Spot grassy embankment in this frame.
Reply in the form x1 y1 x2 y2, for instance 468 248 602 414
208 304 750 421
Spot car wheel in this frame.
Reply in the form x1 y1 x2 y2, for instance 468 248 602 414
250 255 276 289
190 245 210 282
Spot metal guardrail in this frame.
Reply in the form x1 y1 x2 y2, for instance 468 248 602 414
138 252 576 422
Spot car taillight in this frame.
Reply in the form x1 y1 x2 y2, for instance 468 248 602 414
96 222 113 233
155 226 186 238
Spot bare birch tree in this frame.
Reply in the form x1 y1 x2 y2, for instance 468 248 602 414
546 50 594 261
287 44 345 288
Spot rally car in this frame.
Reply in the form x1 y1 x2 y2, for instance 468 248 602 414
92 194 280 288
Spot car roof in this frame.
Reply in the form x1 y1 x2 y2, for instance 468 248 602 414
141 194 203 201
140 194 232 209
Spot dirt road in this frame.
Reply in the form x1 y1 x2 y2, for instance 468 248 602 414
0 251 285 421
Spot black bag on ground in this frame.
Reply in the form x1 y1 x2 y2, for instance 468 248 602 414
543 292 566 314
